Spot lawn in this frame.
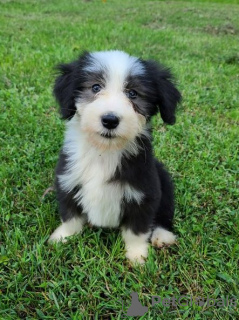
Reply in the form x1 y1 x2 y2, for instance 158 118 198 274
0 0 238 319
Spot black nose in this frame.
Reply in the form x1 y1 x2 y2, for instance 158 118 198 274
101 113 119 129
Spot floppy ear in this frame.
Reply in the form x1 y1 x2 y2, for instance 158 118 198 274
53 61 78 120
143 60 181 124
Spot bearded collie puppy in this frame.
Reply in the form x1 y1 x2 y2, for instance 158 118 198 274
49 50 181 264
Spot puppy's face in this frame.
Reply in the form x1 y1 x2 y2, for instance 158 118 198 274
75 52 149 150
54 51 181 151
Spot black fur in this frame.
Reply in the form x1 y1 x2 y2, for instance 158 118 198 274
55 151 83 221
54 52 93 120
114 135 174 234
140 60 181 124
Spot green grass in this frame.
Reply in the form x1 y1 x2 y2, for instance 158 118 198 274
0 0 238 319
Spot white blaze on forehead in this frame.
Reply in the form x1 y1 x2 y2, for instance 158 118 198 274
84 50 145 86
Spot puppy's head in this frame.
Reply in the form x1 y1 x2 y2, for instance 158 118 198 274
54 50 181 150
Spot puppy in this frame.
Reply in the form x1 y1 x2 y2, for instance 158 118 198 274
49 50 181 264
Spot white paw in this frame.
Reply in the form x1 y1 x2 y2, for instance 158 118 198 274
126 245 148 264
48 217 84 243
122 228 150 264
48 225 69 243
151 227 176 248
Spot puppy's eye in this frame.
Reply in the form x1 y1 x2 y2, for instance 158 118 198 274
92 84 102 93
126 89 138 100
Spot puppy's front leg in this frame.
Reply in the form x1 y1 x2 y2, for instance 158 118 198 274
122 227 150 264
49 216 85 243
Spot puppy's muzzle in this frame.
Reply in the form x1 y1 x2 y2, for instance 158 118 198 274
101 113 120 130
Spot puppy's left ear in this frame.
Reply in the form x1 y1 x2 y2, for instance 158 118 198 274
143 60 181 124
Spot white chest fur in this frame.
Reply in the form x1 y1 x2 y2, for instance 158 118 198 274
58 120 143 228
73 150 124 228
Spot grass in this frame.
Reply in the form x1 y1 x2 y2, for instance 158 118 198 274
0 0 238 319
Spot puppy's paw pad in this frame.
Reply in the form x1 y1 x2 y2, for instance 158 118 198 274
151 228 176 248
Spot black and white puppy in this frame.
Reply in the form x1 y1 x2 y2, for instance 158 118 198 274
49 50 181 264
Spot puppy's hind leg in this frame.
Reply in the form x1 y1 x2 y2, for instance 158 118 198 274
151 161 176 248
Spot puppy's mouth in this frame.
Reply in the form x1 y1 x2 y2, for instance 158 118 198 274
100 131 117 139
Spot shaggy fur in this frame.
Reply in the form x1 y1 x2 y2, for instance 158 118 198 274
49 50 181 264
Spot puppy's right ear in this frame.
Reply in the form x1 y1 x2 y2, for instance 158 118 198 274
54 61 78 120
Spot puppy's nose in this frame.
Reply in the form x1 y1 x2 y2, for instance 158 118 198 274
101 113 119 129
